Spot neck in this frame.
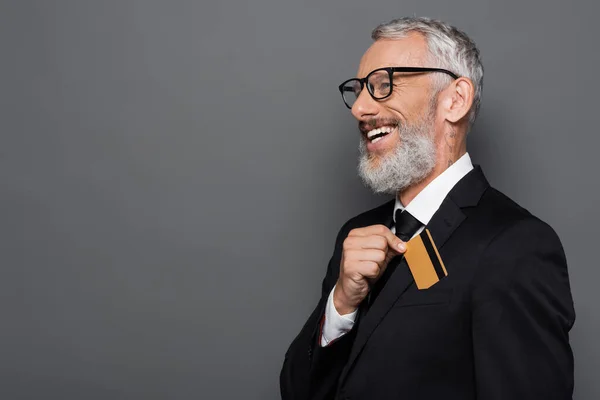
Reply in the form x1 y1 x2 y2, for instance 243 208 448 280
399 149 467 207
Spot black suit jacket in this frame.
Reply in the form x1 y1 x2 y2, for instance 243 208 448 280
280 166 575 400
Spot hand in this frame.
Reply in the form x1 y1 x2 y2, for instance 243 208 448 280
333 224 407 315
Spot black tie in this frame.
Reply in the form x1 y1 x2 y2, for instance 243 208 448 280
367 209 422 308
394 209 423 242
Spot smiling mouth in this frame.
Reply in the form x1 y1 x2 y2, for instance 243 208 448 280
366 125 396 143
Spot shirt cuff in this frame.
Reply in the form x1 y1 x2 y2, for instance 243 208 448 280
320 286 358 347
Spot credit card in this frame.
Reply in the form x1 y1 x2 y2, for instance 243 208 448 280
404 229 448 289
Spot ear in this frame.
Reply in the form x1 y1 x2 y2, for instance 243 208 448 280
439 77 475 124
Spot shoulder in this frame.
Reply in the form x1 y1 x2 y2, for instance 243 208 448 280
476 186 533 227
465 185 561 246
479 186 560 242
471 187 567 293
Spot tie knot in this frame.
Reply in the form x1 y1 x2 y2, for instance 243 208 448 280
394 209 422 242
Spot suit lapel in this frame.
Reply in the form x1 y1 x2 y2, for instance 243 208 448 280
339 255 413 385
427 165 489 250
338 212 413 386
338 166 490 386
426 196 465 251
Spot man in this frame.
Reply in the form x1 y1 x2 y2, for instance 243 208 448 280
280 17 575 400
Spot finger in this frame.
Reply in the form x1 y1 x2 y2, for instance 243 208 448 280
347 224 391 237
371 227 407 254
356 260 381 279
347 224 406 253
344 235 388 251
345 249 387 264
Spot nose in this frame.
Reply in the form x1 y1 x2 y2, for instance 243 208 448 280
350 89 380 121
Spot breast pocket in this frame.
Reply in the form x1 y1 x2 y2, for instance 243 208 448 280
394 287 453 307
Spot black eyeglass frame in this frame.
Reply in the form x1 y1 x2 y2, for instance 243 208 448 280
338 67 460 109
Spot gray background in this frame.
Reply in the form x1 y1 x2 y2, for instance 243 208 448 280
1 0 597 399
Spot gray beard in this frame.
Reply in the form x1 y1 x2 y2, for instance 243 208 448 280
357 116 436 195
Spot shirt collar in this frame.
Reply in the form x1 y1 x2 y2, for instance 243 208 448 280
394 153 474 225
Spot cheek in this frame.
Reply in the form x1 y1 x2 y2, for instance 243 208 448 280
385 94 430 121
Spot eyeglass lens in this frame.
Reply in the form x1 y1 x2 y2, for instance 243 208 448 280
341 69 392 108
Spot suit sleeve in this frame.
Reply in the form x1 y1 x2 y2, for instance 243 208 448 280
471 218 576 400
280 220 357 400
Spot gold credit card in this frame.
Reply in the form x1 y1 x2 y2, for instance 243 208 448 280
404 229 448 289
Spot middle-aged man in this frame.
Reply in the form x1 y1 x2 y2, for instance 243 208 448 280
280 17 575 400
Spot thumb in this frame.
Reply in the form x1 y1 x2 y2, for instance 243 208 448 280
393 239 407 254
384 230 407 254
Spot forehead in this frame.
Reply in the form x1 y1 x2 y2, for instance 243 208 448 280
357 33 429 77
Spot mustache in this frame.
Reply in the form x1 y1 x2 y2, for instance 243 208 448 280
359 118 401 135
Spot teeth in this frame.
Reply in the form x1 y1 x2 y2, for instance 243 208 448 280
372 136 384 143
367 125 394 139
367 128 380 139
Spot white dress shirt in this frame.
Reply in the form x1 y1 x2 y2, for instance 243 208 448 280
320 153 474 346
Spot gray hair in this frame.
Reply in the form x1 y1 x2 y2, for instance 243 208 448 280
372 17 484 129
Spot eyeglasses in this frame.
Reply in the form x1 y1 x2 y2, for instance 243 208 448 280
338 67 459 109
